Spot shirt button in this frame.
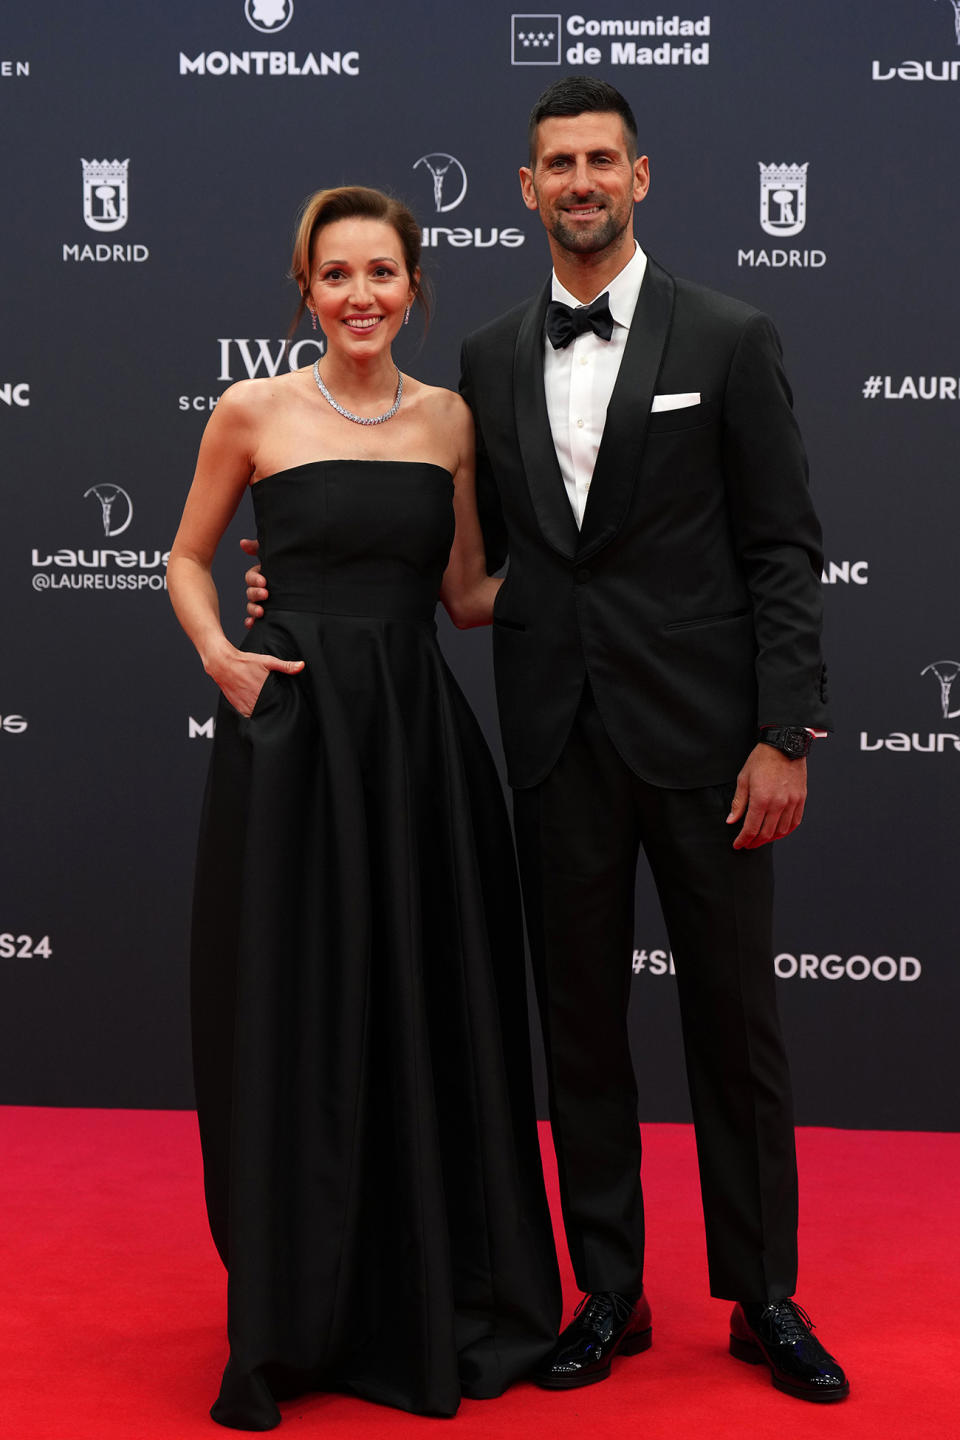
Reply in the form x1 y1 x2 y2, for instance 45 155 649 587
576 418 584 428
575 567 591 584
579 354 589 366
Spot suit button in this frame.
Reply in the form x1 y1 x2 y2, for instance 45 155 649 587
575 567 591 584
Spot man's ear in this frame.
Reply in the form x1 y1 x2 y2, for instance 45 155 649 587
633 156 651 204
519 166 539 213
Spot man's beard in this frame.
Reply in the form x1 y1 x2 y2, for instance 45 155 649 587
548 201 630 256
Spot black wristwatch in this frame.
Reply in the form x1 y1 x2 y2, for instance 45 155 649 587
759 726 812 759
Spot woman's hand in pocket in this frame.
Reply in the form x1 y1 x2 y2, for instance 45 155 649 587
205 643 304 717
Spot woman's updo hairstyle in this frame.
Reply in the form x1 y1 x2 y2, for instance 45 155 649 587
290 185 429 333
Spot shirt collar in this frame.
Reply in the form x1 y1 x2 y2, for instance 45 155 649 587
550 241 647 328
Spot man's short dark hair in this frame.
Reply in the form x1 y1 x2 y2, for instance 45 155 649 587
527 76 638 164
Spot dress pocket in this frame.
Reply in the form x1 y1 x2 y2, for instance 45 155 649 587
248 669 279 719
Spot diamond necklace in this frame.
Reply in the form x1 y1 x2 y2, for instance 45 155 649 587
312 360 403 426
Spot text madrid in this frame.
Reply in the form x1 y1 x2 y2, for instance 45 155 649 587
561 15 710 67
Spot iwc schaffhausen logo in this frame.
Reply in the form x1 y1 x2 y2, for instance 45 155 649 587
759 163 807 238
82 159 129 232
84 483 133 538
413 153 468 213
245 0 294 33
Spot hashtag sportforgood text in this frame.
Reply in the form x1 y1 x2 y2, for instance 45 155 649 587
862 375 960 400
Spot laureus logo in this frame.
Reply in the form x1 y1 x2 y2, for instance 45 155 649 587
937 0 960 45
921 660 960 719
413 153 468 213
84 484 133 538
245 0 294 32
82 159 129 232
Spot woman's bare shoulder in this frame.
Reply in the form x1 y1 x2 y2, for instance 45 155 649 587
407 379 470 426
215 370 303 419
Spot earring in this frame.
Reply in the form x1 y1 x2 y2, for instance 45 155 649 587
403 305 411 326
310 309 318 331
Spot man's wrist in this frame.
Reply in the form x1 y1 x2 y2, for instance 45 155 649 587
758 725 813 759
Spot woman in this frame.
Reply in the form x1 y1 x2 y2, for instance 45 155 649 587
167 186 561 1429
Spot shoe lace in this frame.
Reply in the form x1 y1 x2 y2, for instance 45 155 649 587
574 1292 636 1327
772 1299 816 1343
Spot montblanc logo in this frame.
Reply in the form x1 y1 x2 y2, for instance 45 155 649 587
413 154 468 214
821 561 869 586
245 0 293 33
181 3 357 79
63 158 149 264
510 13 710 67
872 0 960 80
860 659 960 753
84 484 133 538
738 160 825 270
0 382 30 408
412 152 524 251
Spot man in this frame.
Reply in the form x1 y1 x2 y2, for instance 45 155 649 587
457 77 847 1402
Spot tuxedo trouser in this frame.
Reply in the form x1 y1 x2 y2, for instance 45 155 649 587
512 686 799 1303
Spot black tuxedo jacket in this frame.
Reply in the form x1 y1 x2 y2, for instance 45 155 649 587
459 256 830 792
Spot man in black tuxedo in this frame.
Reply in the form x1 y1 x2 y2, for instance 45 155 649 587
458 77 848 1402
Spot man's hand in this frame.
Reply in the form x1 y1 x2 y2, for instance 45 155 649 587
726 744 807 850
240 537 269 629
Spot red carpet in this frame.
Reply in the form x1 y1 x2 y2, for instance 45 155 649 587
1 1108 956 1440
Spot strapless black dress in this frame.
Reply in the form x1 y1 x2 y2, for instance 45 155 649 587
190 461 560 1429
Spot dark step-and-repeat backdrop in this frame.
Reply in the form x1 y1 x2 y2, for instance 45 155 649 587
2 2 957 1129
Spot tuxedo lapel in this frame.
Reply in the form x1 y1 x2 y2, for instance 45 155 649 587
513 281 579 559
576 258 676 562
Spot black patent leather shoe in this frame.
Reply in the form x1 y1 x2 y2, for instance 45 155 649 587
533 1291 653 1389
730 1299 849 1402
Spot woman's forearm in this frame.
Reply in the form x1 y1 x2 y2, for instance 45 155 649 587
167 553 236 675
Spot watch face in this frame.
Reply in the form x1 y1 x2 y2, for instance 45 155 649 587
778 728 809 757
763 727 810 757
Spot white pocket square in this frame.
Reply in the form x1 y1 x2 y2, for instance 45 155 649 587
651 392 701 412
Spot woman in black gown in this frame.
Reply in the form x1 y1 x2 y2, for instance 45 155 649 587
167 187 561 1429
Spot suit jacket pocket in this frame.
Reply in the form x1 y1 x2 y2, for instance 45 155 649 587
664 607 750 633
645 398 720 434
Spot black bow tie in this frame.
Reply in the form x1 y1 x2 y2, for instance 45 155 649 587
545 292 615 349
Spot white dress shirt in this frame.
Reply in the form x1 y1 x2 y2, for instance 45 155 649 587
543 242 648 528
